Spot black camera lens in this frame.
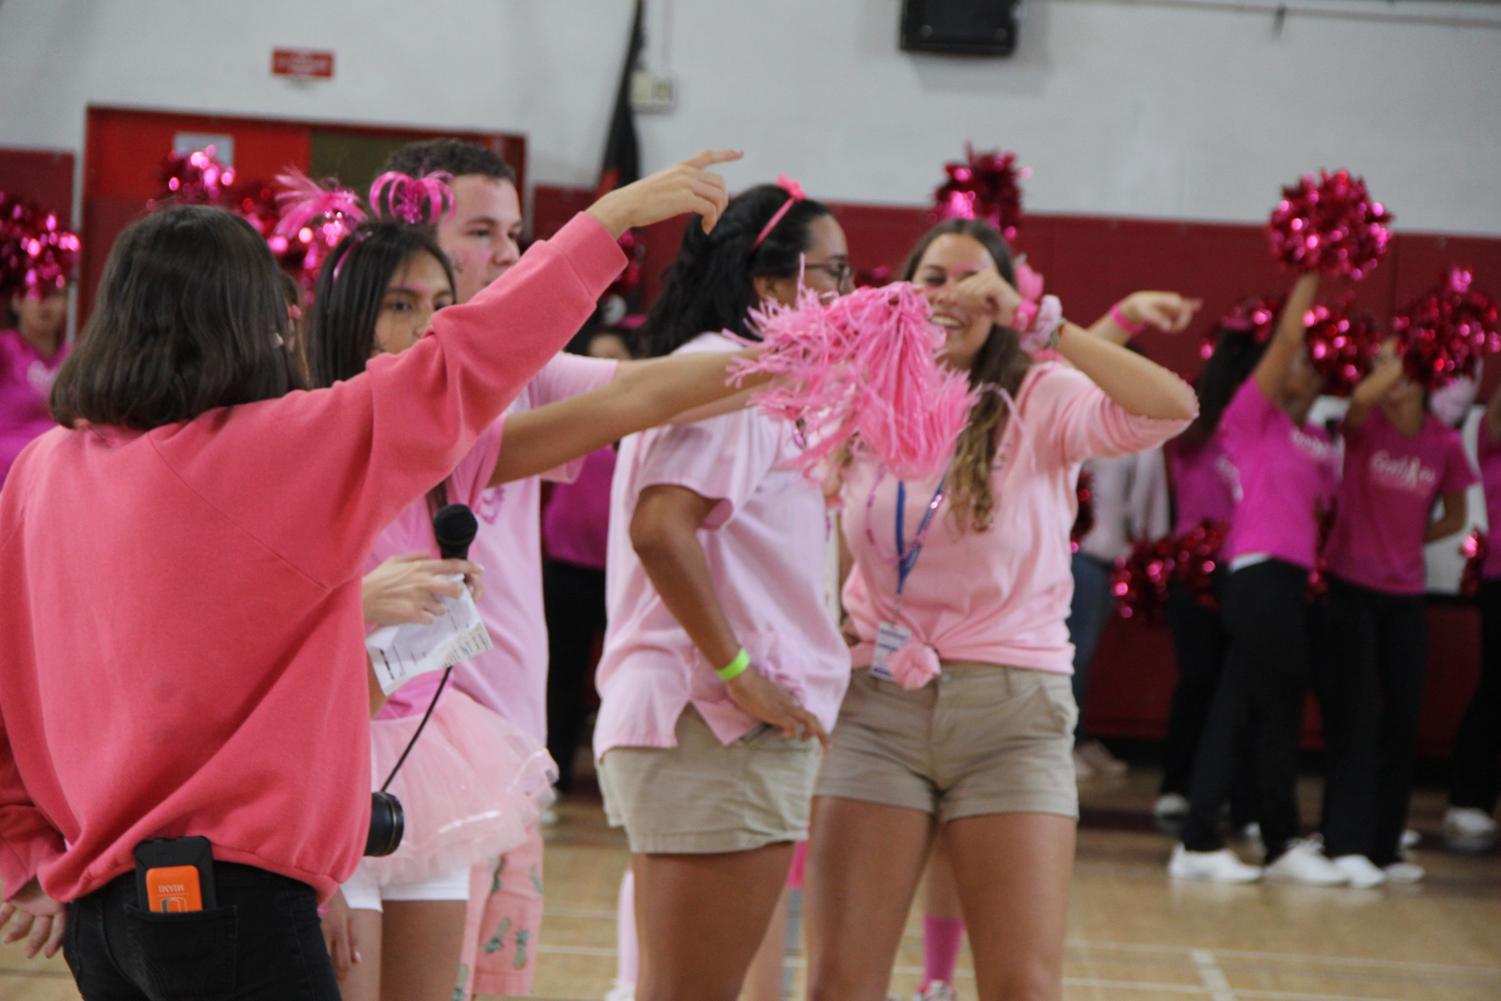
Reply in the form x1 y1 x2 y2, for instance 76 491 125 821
365 791 404 857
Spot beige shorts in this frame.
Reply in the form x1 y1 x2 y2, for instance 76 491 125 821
815 663 1079 822
598 706 822 854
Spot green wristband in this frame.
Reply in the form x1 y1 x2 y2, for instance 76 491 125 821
717 648 751 682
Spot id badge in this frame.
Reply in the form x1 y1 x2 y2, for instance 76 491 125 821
871 621 912 682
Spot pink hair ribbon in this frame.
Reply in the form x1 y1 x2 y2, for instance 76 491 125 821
752 174 806 249
272 170 366 242
369 171 456 225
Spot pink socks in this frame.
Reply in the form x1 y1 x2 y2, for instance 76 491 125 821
922 914 965 987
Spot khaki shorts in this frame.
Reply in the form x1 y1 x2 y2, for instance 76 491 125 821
598 706 822 854
815 663 1079 822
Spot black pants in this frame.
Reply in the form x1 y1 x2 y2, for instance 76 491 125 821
1182 560 1312 861
1450 579 1501 813
64 863 339 1001
1161 577 1258 824
544 557 608 792
1318 577 1427 865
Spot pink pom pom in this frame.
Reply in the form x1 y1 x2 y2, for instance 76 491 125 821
1461 528 1488 597
731 283 976 481
1203 293 1286 360
887 641 941 691
1111 538 1174 621
1302 300 1381 397
933 144 1028 240
1267 169 1393 281
1392 266 1500 390
149 146 237 209
273 169 366 243
0 193 80 298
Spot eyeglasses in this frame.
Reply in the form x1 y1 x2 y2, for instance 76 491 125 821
803 260 854 291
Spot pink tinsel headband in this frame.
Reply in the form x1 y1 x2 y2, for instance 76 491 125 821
752 174 806 250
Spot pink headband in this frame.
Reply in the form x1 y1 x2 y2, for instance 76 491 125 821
752 174 806 249
369 171 455 225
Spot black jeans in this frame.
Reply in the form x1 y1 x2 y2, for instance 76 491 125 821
64 863 339 1001
1182 560 1312 861
544 557 608 792
1318 577 1427 865
1450 579 1501 813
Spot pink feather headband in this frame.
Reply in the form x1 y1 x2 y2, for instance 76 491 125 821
752 174 806 249
272 169 456 242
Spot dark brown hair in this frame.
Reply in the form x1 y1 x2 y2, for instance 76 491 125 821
51 206 299 430
901 218 1031 533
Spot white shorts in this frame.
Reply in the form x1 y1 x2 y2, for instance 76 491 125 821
341 859 472 913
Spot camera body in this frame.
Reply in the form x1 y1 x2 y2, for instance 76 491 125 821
365 790 404 856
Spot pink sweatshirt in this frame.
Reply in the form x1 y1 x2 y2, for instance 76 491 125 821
843 363 1191 674
0 214 623 904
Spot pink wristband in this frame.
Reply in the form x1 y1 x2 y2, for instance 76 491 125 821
1110 301 1148 336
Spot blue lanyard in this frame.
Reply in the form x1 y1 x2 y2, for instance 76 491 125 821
895 479 946 596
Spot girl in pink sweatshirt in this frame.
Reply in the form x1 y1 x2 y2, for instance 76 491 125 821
301 210 767 1001
804 218 1196 1001
0 152 735 1000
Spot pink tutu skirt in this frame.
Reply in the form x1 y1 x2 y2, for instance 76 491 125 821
364 690 556 885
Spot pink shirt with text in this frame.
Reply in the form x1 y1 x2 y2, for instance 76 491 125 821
1325 408 1476 594
1221 379 1338 570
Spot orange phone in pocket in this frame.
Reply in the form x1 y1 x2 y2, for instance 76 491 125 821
142 865 204 913
135 837 216 913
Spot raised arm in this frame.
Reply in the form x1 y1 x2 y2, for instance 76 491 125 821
1253 272 1321 401
1345 341 1403 431
490 351 765 486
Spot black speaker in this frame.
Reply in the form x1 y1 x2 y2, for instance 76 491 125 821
900 0 1019 57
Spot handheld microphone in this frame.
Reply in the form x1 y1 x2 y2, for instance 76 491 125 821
366 502 480 857
433 503 479 561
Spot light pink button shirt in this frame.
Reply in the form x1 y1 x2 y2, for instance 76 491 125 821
449 352 619 741
842 362 1192 675
592 332 850 756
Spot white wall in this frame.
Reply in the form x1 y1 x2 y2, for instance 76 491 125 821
1 0 1499 233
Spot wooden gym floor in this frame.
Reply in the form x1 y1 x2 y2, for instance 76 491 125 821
6 769 1499 1001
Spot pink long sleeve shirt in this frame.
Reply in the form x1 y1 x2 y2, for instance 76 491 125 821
0 214 623 905
843 362 1192 675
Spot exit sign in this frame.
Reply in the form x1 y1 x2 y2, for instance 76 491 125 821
271 49 335 79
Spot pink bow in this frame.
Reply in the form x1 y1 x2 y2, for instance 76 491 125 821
754 173 808 249
1014 258 1044 303
369 171 455 226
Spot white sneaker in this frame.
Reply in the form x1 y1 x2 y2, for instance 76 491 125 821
1443 807 1498 850
915 983 961 1001
1073 749 1096 781
1265 839 1350 886
603 985 634 1001
1400 827 1421 851
1154 793 1190 819
1234 822 1263 847
1331 854 1387 888
1384 860 1425 883
1168 844 1262 883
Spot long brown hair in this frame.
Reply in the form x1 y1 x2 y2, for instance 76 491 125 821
901 218 1031 532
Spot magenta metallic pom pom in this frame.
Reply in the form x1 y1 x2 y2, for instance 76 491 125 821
1392 267 1500 390
932 144 1029 241
150 146 238 209
1267 169 1392 281
1111 538 1175 621
1203 292 1286 359
1461 528 1488 597
730 282 976 481
0 192 80 298
1303 300 1381 397
1170 519 1228 608
1070 469 1095 554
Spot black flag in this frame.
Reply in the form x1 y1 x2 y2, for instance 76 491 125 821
598 0 645 195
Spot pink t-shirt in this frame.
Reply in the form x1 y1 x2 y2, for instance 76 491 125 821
451 353 618 741
1482 427 1501 581
843 362 1192 674
373 422 506 719
1167 433 1238 536
1325 408 1476 594
1221 379 1338 570
593 332 850 756
0 330 67 485
543 445 616 570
